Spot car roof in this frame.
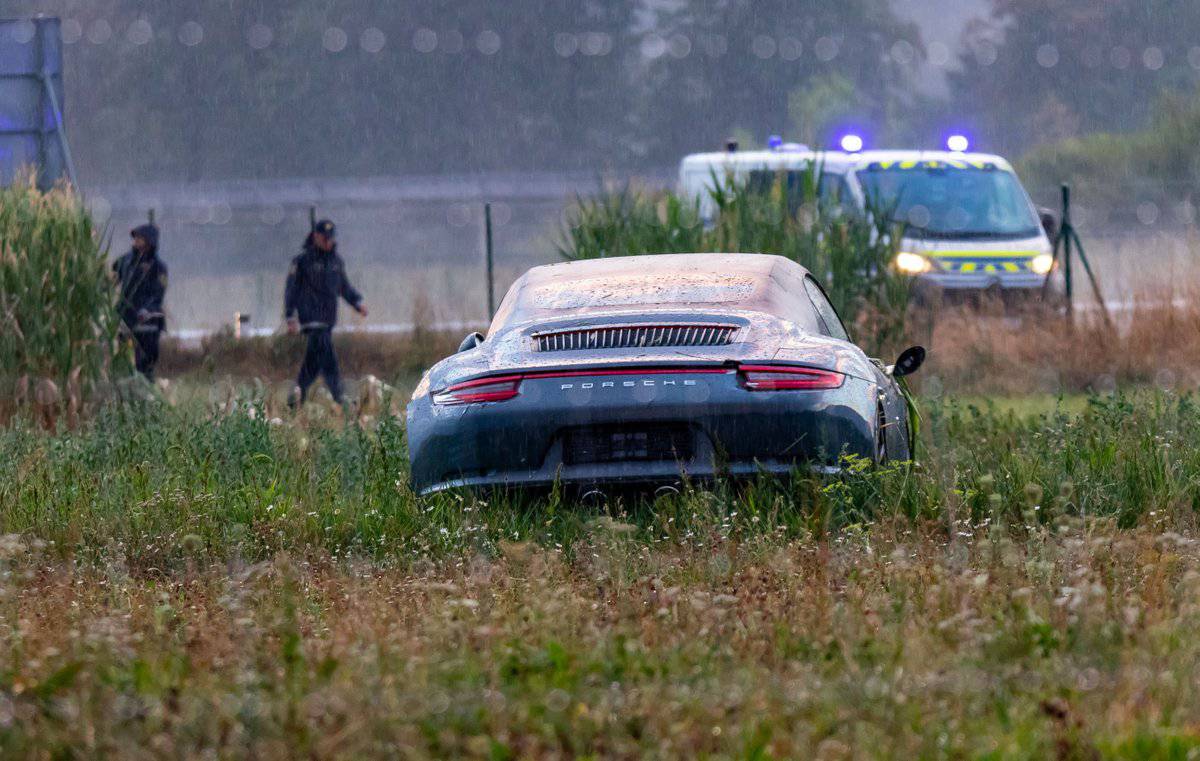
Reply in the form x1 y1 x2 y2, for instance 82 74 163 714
680 149 859 173
493 253 817 329
849 149 1014 171
680 148 1014 174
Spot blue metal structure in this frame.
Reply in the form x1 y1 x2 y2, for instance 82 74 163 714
0 17 76 189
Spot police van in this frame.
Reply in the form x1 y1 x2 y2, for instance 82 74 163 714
678 141 859 222
679 140 1059 303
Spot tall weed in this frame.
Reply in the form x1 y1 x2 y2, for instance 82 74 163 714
0 173 126 406
559 170 911 353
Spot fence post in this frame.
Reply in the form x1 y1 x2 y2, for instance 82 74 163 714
484 203 495 318
1061 184 1073 319
255 272 265 330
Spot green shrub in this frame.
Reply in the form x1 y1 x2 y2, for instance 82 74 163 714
1019 90 1200 212
0 174 126 400
558 172 910 353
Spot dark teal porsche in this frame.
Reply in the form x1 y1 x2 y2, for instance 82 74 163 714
406 253 923 495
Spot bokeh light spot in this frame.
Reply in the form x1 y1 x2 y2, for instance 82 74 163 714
668 34 691 59
360 27 386 54
178 21 203 47
476 30 501 55
88 19 114 45
1143 46 1164 71
60 19 82 44
11 19 36 44
323 27 348 53
1136 202 1159 226
247 24 273 50
1036 44 1059 68
413 28 437 53
127 19 153 46
580 32 611 56
751 35 776 60
553 32 578 58
890 39 914 65
640 33 667 59
814 36 839 62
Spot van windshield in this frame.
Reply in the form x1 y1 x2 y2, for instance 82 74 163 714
856 163 1041 239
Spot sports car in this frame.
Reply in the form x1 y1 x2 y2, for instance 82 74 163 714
407 253 923 495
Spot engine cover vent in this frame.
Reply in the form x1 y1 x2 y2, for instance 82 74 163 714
533 324 738 352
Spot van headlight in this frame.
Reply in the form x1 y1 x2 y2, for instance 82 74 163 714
894 252 933 275
1030 253 1054 275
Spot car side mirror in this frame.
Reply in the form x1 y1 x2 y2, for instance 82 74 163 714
457 332 484 353
891 346 926 378
1039 208 1059 240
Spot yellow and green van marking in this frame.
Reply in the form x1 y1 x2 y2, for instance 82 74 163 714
867 159 1009 172
924 250 1042 274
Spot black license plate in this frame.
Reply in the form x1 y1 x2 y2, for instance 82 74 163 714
563 425 693 466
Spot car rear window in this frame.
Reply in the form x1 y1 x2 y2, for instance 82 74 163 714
529 274 758 310
487 256 829 337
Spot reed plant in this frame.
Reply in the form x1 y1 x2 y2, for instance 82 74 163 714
557 184 706 260
0 173 126 407
559 170 912 353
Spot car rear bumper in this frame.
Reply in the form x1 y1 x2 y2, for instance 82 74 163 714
407 369 877 495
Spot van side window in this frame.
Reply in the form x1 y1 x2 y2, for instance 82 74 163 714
803 277 850 342
820 172 849 202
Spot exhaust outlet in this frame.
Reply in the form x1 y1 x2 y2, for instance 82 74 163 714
580 489 607 506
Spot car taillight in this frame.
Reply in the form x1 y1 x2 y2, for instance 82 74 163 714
738 364 844 390
433 375 522 405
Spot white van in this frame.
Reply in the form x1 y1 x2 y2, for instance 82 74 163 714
679 144 858 222
679 146 1058 302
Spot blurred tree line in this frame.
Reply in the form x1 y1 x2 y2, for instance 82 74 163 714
11 0 921 182
7 0 1200 187
947 0 1200 214
949 0 1200 156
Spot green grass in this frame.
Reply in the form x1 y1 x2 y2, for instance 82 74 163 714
3 391 1200 567
0 390 1193 567
3 391 1200 756
945 394 1091 418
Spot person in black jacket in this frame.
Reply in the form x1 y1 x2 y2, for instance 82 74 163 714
284 219 368 406
113 223 168 380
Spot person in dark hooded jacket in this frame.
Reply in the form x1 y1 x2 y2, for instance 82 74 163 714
113 224 168 380
284 219 368 406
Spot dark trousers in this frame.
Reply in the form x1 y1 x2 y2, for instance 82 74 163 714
297 329 342 403
132 329 161 381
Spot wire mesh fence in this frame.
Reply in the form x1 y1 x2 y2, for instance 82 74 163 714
91 171 673 338
88 173 1200 339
